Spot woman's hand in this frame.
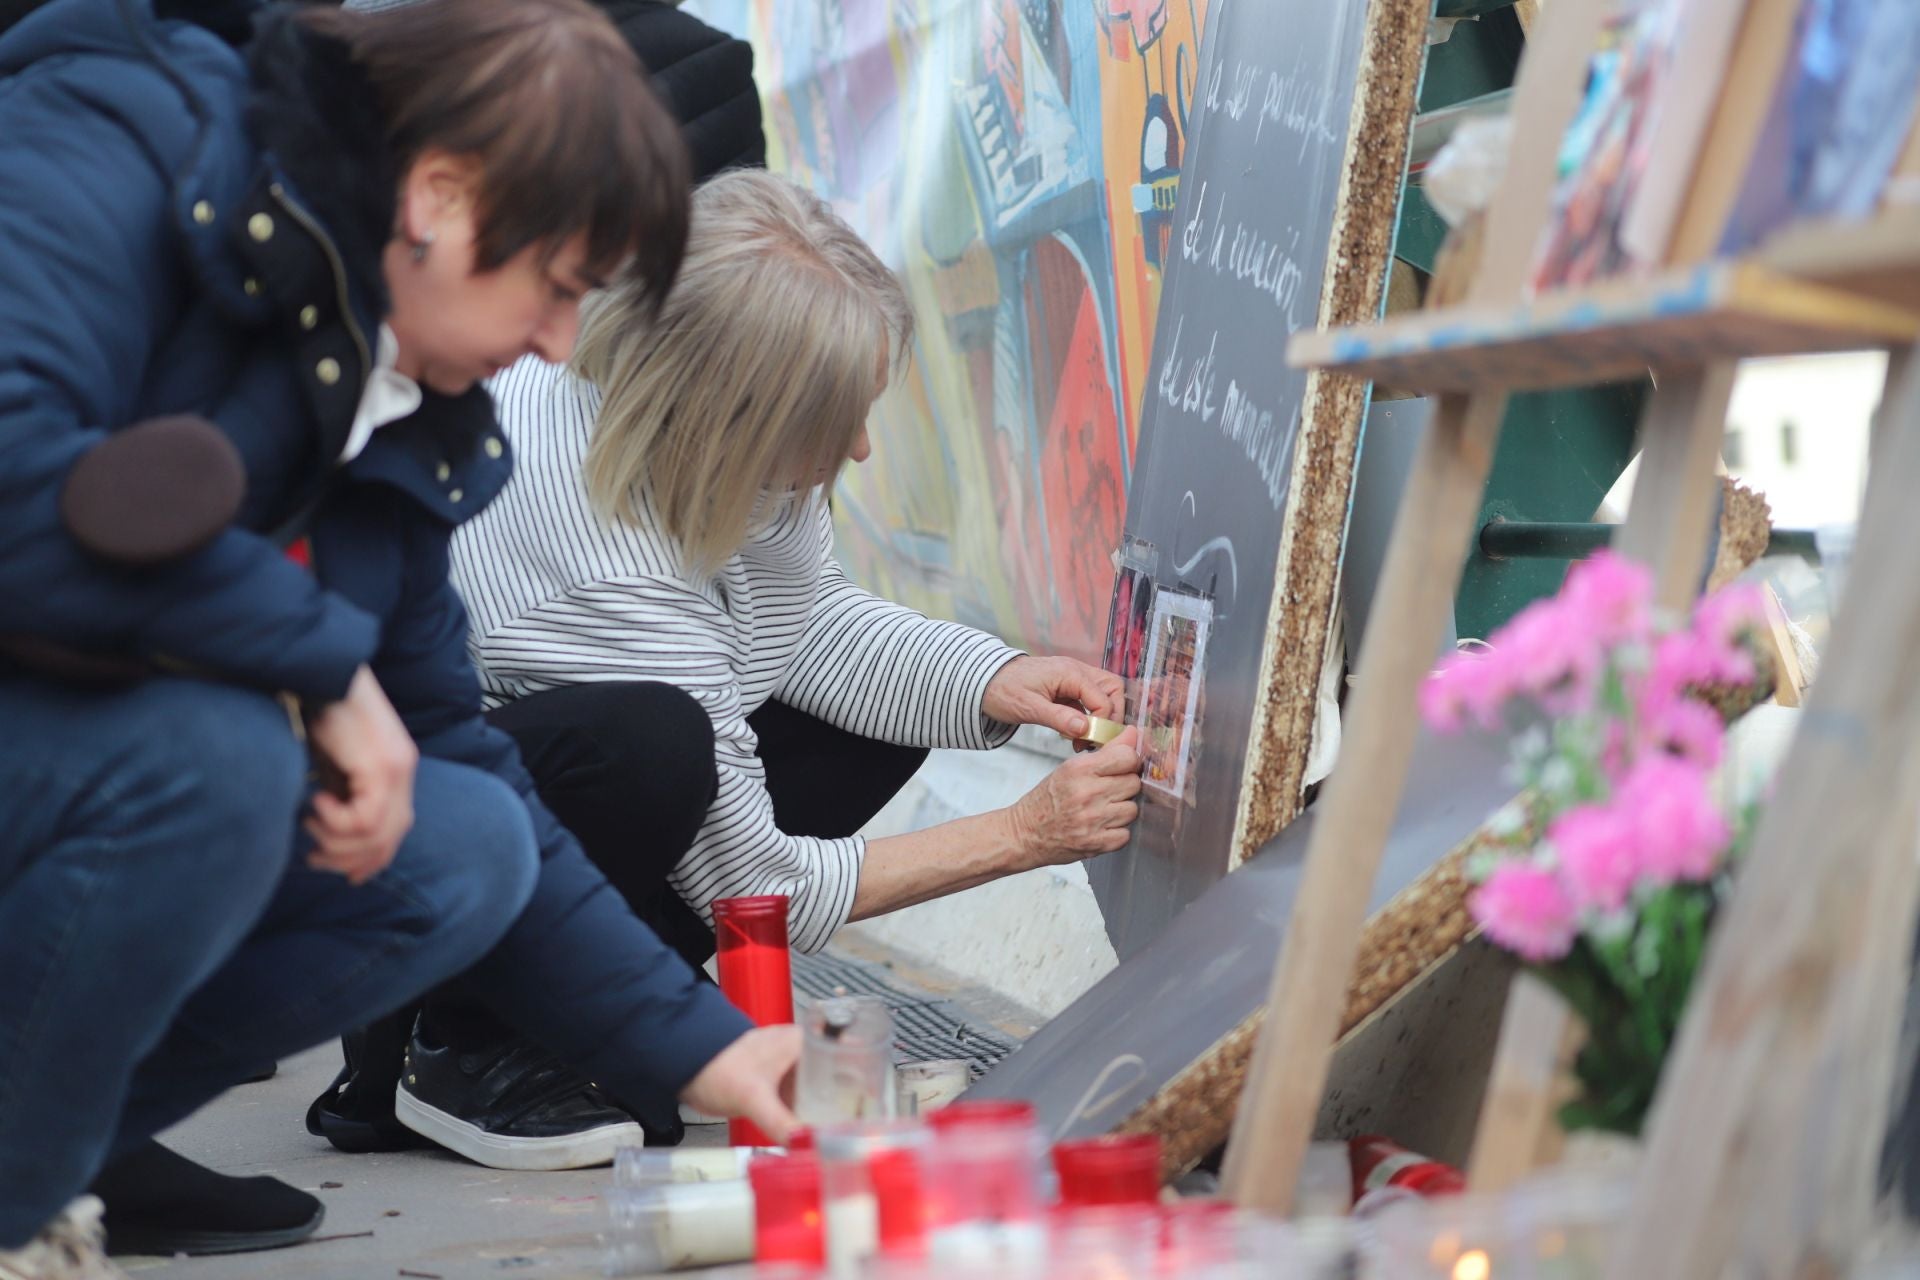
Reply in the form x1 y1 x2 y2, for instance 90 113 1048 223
304 666 419 885
982 655 1125 740
680 1024 802 1143
1006 727 1143 866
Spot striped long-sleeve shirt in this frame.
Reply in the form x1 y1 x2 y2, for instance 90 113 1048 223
451 357 1022 952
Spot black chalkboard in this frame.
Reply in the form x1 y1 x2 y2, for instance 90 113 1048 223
1087 0 1376 957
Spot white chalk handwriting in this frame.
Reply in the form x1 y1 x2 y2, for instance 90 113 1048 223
1155 317 1218 425
1178 180 1308 328
1202 51 1341 161
1155 320 1298 511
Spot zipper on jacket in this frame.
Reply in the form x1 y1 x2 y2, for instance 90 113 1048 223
267 182 372 381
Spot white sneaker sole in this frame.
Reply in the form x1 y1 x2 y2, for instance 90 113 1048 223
394 1086 645 1171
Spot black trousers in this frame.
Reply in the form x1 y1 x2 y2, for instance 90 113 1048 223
319 683 928 1143
485 681 930 967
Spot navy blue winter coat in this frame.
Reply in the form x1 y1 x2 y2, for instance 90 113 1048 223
0 0 750 1100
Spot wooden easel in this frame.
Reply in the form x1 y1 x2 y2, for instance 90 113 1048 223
1224 2 1920 1274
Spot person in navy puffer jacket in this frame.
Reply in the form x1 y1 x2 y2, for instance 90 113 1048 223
0 0 799 1271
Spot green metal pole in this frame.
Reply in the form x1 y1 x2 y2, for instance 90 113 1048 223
1477 522 1822 564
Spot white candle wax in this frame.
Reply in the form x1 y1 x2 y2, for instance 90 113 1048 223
656 1181 755 1269
824 1191 879 1275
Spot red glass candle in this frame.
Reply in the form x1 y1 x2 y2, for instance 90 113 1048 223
1159 1196 1238 1267
1052 1134 1162 1207
925 1098 1036 1131
748 1152 824 1266
714 895 794 1146
1348 1134 1466 1202
869 1146 927 1259
922 1101 1044 1243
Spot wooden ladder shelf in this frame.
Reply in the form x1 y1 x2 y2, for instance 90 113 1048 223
1220 2 1920 1276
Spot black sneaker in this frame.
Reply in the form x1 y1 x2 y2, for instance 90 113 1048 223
92 1140 323 1256
394 1029 647 1170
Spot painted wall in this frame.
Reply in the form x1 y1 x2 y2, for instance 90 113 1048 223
689 0 1210 660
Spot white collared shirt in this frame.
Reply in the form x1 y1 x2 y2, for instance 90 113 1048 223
339 323 422 463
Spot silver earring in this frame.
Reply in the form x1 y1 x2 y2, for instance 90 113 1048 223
410 229 436 264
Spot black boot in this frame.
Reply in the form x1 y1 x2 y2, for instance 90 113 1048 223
91 1140 322 1256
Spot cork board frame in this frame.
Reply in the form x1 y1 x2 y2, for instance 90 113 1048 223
1228 0 1433 865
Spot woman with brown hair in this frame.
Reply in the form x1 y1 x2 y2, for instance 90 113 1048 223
0 0 795 1271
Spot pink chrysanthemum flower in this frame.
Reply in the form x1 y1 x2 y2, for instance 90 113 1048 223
1615 754 1731 884
1471 860 1578 963
1561 551 1654 647
1551 803 1639 913
1488 598 1605 716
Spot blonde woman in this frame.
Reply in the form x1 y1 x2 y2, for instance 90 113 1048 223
408 169 1142 1164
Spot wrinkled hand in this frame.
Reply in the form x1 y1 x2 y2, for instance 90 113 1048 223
1007 727 1143 865
982 655 1125 740
303 666 418 885
680 1024 802 1143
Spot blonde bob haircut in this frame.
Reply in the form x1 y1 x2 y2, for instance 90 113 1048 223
574 168 913 571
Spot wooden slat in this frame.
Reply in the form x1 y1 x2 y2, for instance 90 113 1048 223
1805 795 1920 1264
1465 0 1602 307
1606 345 1920 1280
1614 364 1739 611
1221 390 1510 1211
1288 262 1920 392
1466 974 1583 1193
1762 209 1920 313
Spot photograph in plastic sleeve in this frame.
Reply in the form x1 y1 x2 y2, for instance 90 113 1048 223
1136 590 1212 799
1099 535 1158 683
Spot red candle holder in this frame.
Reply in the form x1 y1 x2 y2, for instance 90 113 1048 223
921 1102 1044 1243
1052 1134 1162 1207
1159 1196 1239 1266
869 1146 926 1259
748 1152 824 1266
1045 1202 1162 1273
1348 1134 1466 1203
714 894 794 1146
925 1098 1036 1131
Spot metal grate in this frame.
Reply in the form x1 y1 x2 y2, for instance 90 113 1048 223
792 949 1018 1080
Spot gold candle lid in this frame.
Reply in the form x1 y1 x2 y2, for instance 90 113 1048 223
1073 715 1126 746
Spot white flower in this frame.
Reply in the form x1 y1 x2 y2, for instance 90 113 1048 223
1586 908 1633 944
1487 801 1528 838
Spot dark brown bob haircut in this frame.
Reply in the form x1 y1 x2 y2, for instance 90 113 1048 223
298 0 690 310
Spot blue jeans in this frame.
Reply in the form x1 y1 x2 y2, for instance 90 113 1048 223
0 675 539 1245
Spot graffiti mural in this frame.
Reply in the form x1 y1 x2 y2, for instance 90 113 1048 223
690 0 1210 660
